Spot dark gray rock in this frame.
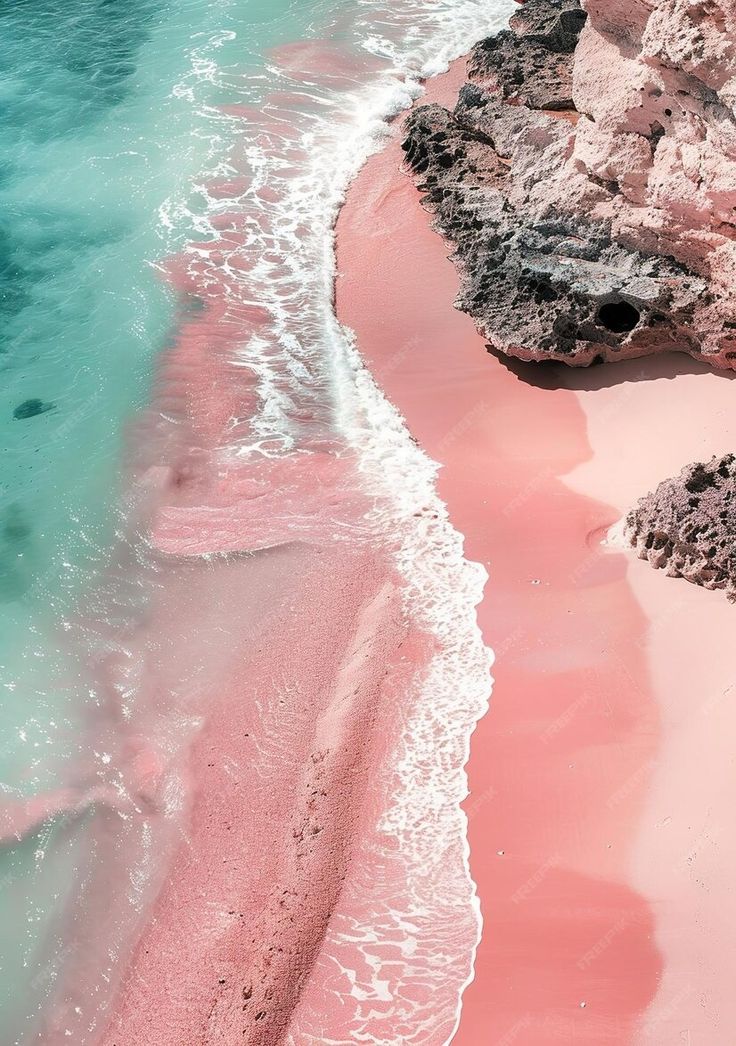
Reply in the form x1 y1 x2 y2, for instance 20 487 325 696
625 455 736 601
401 95 706 366
508 0 588 52
400 0 714 368
467 0 586 110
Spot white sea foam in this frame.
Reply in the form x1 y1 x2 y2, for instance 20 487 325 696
167 0 515 1040
604 516 631 549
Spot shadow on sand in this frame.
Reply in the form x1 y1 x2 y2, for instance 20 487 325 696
489 347 736 391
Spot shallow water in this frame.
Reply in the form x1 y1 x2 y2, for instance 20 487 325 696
0 0 512 1040
0 1 302 1034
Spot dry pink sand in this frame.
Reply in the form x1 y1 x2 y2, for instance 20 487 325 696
336 63 736 1044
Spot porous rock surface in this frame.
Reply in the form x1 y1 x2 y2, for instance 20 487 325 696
625 454 736 600
402 0 736 368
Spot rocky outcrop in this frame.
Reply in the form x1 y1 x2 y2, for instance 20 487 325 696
466 0 586 110
402 0 736 368
625 455 736 600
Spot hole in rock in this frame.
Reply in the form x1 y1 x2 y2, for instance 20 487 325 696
597 300 640 334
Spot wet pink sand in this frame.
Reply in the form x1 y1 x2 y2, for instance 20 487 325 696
336 64 736 1044
88 211 416 1046
93 543 417 1046
58 43 475 1046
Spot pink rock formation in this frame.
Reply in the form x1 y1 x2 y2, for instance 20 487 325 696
402 0 736 368
570 0 736 363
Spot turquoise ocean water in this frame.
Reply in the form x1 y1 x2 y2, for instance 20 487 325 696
0 1 314 1036
0 0 512 1040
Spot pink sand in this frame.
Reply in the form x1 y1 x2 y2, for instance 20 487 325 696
43 45 485 1046
336 65 736 1044
92 544 414 1046
84 166 418 1046
40 45 736 1046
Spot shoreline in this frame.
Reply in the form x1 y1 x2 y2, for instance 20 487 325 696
335 65 661 1038
20 4 736 1042
336 58 736 1042
95 542 417 1046
39 33 515 1046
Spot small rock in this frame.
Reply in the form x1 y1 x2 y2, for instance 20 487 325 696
13 399 55 420
625 454 736 601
